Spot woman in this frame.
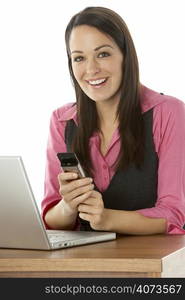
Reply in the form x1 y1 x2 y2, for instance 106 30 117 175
41 6 185 235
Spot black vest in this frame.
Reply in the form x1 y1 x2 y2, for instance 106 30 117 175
65 108 158 231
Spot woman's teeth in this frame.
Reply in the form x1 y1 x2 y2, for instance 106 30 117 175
88 78 106 86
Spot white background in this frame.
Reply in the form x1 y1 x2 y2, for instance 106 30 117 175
0 0 185 210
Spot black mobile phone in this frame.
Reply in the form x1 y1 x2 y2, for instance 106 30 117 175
57 152 86 178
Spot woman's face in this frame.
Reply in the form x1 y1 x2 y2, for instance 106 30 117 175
69 25 123 104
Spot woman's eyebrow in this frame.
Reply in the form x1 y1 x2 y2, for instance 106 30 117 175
71 44 114 55
94 44 114 51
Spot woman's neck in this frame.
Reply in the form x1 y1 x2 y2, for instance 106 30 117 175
96 99 119 129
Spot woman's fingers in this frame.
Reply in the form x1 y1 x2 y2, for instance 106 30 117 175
71 190 94 207
78 191 104 214
57 172 95 211
58 172 78 182
58 172 93 195
78 204 101 215
64 183 94 203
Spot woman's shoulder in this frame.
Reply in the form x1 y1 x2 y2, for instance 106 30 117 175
154 92 185 117
141 85 185 115
51 102 77 122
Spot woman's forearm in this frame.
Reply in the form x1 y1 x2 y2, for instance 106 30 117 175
103 209 167 235
44 200 78 230
45 200 167 234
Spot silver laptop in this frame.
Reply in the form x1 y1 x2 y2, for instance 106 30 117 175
0 156 116 250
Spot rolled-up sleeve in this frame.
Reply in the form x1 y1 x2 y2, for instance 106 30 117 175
138 98 185 234
41 109 67 227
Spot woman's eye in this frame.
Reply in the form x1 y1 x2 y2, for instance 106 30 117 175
73 56 83 62
98 52 110 58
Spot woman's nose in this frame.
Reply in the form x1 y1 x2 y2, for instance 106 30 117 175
85 58 101 75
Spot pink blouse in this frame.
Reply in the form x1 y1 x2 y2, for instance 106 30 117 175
41 85 185 234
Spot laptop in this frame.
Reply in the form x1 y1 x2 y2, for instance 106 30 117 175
0 156 116 250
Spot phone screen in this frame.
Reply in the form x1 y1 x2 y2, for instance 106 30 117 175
57 152 86 178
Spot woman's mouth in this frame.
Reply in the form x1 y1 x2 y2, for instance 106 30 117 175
86 77 108 88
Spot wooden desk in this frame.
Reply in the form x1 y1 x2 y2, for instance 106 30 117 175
0 234 185 278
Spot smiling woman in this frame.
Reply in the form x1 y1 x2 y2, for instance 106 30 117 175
41 6 185 236
70 25 123 103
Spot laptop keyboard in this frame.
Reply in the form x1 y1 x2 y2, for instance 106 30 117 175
48 234 66 243
46 230 86 242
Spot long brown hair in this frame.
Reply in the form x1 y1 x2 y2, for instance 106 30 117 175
65 6 145 176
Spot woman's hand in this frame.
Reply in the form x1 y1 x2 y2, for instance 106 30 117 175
78 190 108 231
57 172 94 216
